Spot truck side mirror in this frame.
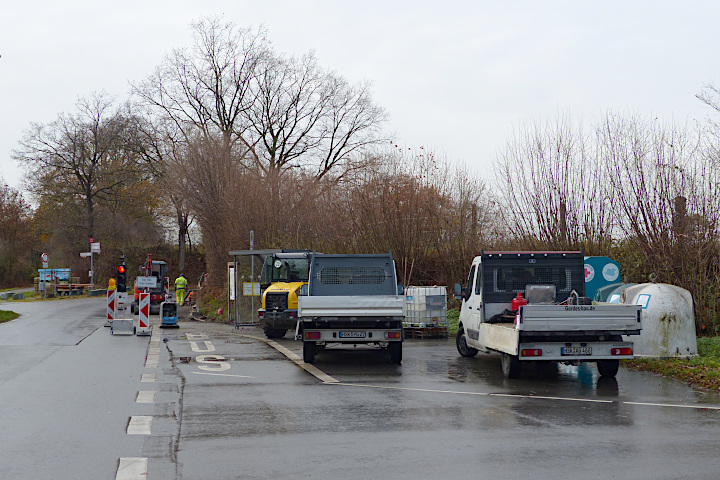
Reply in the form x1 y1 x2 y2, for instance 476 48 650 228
397 284 404 295
453 283 463 300
299 284 308 296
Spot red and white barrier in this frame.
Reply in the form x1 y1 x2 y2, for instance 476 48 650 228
137 292 151 336
107 290 116 321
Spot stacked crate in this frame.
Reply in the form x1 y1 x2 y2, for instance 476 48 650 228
404 286 448 338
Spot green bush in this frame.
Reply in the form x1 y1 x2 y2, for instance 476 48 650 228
447 308 459 336
698 337 720 358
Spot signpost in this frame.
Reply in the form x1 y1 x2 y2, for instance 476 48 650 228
88 242 100 289
41 253 49 297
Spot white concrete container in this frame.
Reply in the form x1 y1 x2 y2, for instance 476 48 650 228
619 283 697 357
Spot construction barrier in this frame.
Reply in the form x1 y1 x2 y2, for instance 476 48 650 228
137 292 151 336
106 290 116 321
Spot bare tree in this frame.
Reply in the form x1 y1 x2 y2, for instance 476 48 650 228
598 113 720 333
13 92 145 242
131 18 269 279
0 181 36 288
133 17 388 286
133 18 267 150
333 147 499 286
496 114 612 253
248 53 388 180
169 134 248 288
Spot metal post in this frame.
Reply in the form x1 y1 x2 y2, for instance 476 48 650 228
233 255 239 329
250 230 255 325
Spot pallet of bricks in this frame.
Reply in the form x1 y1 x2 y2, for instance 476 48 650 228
404 286 448 339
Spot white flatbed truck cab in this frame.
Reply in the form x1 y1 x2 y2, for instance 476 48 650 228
454 251 642 379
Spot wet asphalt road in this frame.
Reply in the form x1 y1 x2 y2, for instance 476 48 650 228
2 298 720 479
168 322 720 480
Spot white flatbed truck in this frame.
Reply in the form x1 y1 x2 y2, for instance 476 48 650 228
298 253 405 364
454 251 642 378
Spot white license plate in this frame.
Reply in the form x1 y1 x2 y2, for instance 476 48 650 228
339 331 366 338
561 346 592 356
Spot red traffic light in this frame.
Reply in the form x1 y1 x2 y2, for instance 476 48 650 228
117 265 126 274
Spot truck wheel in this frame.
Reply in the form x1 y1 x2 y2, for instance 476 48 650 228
597 359 620 378
501 353 521 379
389 342 402 364
303 342 316 364
456 329 479 358
263 328 287 339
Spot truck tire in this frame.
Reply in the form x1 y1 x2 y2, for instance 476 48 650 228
456 329 479 358
263 328 287 339
597 359 620 378
389 342 402 364
303 341 316 364
501 353 521 379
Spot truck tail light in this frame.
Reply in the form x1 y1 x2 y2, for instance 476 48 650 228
521 349 542 357
385 331 401 339
288 312 295 318
257 311 264 318
305 332 321 340
611 347 632 355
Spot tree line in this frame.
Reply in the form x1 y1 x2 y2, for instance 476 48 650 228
3 18 720 335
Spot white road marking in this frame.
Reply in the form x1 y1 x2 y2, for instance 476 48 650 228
136 391 156 403
192 372 256 378
243 334 720 412
329 382 612 403
186 333 208 340
116 458 148 480
190 340 215 352
328 383 720 411
624 401 720 411
127 416 152 435
141 373 156 383
243 334 339 384
145 326 161 368
196 354 231 371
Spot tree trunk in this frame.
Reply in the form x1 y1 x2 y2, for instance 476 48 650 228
175 200 188 272
86 191 95 241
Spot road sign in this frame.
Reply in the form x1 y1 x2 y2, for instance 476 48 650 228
41 252 48 269
243 282 261 296
80 252 91 258
91 242 101 253
137 276 158 289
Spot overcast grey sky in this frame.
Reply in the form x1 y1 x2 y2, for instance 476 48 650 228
2 1 719 191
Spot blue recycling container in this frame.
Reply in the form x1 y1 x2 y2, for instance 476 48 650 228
584 256 621 301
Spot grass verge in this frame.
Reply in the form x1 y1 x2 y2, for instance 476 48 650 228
0 310 20 323
625 337 720 393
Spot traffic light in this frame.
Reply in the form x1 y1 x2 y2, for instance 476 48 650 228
116 262 127 292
